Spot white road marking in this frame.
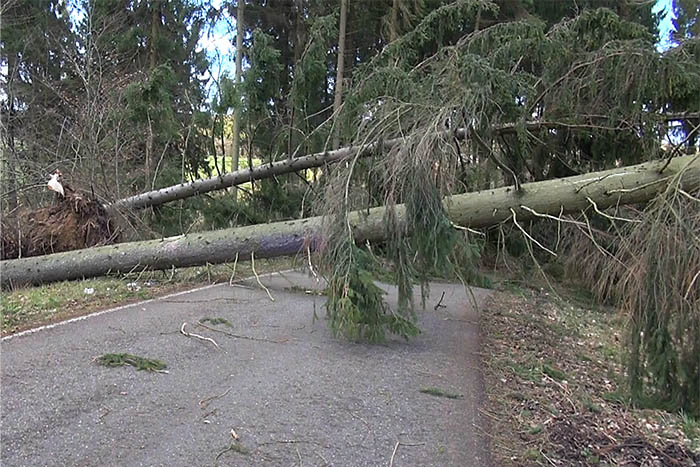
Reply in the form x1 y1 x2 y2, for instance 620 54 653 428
1 269 297 342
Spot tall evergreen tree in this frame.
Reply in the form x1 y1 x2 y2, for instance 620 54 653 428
1 0 76 210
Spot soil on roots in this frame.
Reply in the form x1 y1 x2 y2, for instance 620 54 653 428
1 186 119 260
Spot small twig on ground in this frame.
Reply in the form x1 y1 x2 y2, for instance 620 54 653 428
99 407 112 420
229 252 239 286
307 245 319 280
195 322 286 344
389 441 425 467
199 387 232 408
251 251 275 301
433 291 447 310
389 442 400 467
180 322 219 348
257 439 315 447
313 449 330 466
215 442 249 462
540 449 558 466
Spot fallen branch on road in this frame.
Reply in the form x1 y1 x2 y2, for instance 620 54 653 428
195 322 286 344
180 322 219 348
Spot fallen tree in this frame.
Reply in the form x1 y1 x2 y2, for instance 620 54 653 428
111 131 447 210
3 154 698 287
111 114 699 211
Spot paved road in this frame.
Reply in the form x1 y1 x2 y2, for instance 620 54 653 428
1 271 492 467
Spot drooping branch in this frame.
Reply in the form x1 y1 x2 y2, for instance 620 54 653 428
4 154 698 287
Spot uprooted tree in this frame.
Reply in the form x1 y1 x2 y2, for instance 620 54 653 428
2 1 700 416
2 154 698 288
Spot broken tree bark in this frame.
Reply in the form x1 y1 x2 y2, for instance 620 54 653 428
4 155 698 287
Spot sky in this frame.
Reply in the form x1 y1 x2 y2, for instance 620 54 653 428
652 0 677 50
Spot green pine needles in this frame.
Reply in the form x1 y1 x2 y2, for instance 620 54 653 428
622 177 700 417
325 241 420 343
96 353 167 372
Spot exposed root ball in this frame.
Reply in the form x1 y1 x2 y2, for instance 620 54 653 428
1 186 119 260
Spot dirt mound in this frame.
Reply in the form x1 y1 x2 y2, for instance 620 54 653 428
1 185 119 260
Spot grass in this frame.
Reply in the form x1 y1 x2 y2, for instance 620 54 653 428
95 353 167 372
419 386 464 399
541 363 568 382
1 257 294 335
680 412 700 451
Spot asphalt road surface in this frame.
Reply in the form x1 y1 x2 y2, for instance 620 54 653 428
1 270 492 467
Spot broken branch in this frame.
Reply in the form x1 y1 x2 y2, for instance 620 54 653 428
180 322 219 348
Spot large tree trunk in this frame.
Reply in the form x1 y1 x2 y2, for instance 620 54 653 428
331 0 347 150
230 0 244 202
2 53 19 213
4 155 698 287
146 1 160 188
390 0 399 40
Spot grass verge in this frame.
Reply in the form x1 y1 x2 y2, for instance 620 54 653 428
481 282 699 465
1 257 295 336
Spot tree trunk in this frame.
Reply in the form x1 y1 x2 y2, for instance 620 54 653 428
113 129 429 210
331 0 347 150
113 113 700 211
145 1 160 188
150 1 159 70
231 0 244 201
391 0 399 41
5 155 698 287
111 118 699 211
2 53 19 212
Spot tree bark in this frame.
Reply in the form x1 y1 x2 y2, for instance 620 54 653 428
5 154 698 287
231 0 244 201
112 115 700 211
331 0 347 150
150 1 160 70
145 1 160 189
2 52 19 212
391 0 399 41
113 130 416 210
